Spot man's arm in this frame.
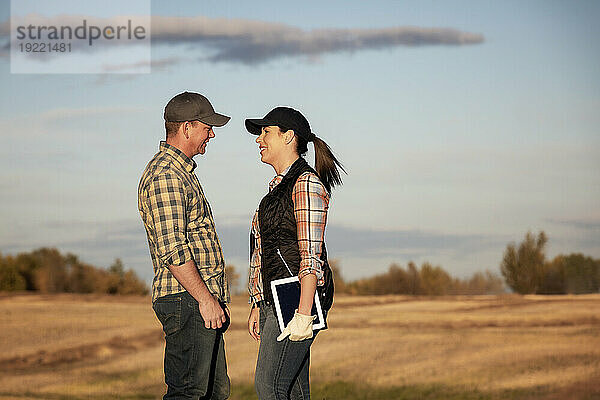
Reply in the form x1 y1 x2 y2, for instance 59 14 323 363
146 173 225 329
168 260 226 329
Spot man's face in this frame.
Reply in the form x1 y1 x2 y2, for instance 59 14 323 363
186 120 214 156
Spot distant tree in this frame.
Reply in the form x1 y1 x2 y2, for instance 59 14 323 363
500 231 547 294
13 252 41 291
109 258 125 276
388 264 411 294
28 248 69 293
485 270 505 294
419 262 452 295
407 261 421 295
0 249 148 295
106 258 148 295
0 253 26 291
67 262 98 294
107 258 125 294
225 264 241 295
450 270 501 295
537 257 566 294
353 264 411 295
119 269 150 295
329 259 346 293
560 253 599 294
343 261 504 296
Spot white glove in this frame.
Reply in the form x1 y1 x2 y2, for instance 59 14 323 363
277 311 316 342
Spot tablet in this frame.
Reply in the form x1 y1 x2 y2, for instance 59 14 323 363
270 276 325 333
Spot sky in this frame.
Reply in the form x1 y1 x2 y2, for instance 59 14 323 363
0 0 599 289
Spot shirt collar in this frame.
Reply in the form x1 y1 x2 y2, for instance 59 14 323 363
268 158 298 192
160 141 197 173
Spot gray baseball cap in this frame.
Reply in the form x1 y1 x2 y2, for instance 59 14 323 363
164 91 230 126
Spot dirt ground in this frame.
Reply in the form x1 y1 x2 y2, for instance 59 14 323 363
0 293 598 399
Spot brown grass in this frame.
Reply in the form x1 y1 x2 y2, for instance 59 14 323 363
0 293 598 399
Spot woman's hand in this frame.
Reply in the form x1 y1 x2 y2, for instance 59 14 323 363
276 273 318 341
248 306 260 341
277 311 315 341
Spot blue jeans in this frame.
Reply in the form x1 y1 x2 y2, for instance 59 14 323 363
153 291 230 400
254 306 318 400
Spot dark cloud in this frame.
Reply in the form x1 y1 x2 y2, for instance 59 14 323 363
151 16 484 65
325 225 508 260
1 15 484 66
101 57 181 73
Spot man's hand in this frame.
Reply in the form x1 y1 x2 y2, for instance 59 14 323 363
166 260 228 330
277 311 315 342
198 294 227 329
248 306 260 341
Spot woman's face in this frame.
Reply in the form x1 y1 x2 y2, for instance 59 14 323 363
256 125 287 166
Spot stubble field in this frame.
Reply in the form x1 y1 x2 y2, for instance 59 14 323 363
1 293 599 400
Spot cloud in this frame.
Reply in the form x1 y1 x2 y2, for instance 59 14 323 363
151 16 484 65
101 56 181 73
1 15 484 66
325 225 508 259
547 218 600 231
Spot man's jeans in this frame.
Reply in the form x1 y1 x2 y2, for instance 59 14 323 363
254 305 318 400
153 291 230 400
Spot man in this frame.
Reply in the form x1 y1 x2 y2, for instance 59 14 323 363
138 92 231 399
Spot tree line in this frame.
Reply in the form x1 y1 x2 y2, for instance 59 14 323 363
332 261 504 296
0 248 148 295
2 231 597 296
328 231 599 296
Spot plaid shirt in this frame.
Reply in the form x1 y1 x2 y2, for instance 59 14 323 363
248 163 329 305
138 141 230 303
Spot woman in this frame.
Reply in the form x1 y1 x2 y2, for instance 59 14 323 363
245 107 344 400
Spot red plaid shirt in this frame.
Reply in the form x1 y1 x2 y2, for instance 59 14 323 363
248 163 329 305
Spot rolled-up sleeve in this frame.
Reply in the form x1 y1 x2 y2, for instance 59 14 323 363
146 173 193 267
248 209 264 304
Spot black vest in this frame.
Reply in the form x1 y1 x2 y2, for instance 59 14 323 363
250 157 334 310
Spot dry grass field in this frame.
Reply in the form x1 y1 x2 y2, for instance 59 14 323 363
1 293 599 400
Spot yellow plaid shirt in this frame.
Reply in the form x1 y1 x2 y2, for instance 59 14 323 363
138 141 230 303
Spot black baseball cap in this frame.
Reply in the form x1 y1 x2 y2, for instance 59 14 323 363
164 91 230 126
245 107 315 142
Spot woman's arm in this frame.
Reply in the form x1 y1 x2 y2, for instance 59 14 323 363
248 209 264 305
248 209 263 340
298 274 317 315
293 172 329 314
248 304 260 341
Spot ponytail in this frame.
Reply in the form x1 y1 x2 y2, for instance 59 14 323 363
312 135 345 193
284 125 346 193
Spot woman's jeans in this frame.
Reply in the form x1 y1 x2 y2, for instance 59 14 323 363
153 291 230 400
254 305 318 400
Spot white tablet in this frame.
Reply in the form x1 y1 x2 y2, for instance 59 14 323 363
270 276 325 333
